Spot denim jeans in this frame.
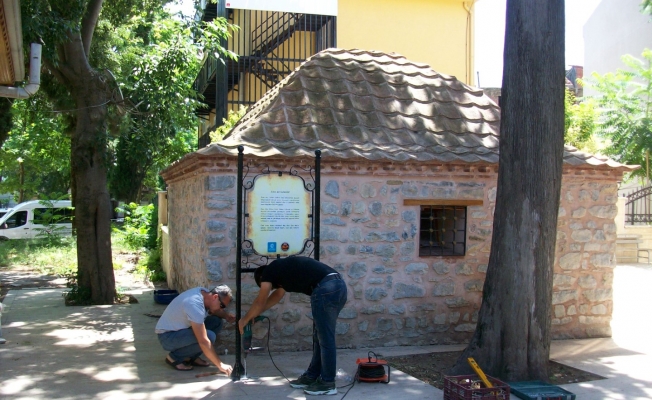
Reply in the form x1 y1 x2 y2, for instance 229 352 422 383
157 315 223 362
305 276 347 383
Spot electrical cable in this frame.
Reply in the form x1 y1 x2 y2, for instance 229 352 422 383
358 365 387 379
339 376 356 400
43 99 111 113
254 316 357 394
257 316 291 383
354 351 390 385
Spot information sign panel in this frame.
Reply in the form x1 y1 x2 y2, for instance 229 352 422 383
246 174 311 256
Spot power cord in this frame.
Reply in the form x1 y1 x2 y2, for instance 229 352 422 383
357 351 388 380
253 316 357 396
339 376 356 399
257 316 290 383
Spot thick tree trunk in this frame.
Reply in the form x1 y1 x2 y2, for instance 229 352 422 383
450 0 565 382
0 98 14 149
110 139 149 203
71 72 116 305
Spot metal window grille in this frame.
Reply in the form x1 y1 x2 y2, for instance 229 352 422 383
194 4 337 148
419 206 467 256
625 185 652 225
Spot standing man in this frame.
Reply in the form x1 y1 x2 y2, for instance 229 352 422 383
156 285 235 375
238 256 347 396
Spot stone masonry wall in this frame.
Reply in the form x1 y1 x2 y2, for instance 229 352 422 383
553 170 621 339
163 157 623 352
167 174 215 290
167 159 499 351
307 171 496 349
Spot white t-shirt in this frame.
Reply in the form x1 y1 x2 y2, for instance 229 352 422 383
155 287 209 334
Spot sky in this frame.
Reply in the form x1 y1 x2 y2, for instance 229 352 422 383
475 0 602 87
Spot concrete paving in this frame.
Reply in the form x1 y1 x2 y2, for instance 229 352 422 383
0 262 651 399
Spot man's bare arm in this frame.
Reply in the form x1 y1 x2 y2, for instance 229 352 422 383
263 287 286 311
191 321 233 376
238 282 272 333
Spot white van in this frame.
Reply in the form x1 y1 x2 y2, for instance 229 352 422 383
0 200 73 240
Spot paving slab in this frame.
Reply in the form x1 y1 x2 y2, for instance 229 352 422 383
0 262 651 399
0 288 448 400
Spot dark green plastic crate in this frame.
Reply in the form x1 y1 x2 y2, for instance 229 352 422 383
509 380 576 400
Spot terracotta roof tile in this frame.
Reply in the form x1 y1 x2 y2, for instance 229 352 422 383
194 48 635 171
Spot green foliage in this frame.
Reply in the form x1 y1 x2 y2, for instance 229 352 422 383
643 0 652 15
0 95 71 200
11 1 238 204
105 6 238 202
114 203 157 250
134 244 166 282
20 0 86 62
63 281 93 306
588 49 652 177
564 89 599 153
32 196 74 246
147 203 159 249
210 106 248 143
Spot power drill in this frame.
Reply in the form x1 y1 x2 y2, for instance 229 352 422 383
242 316 266 352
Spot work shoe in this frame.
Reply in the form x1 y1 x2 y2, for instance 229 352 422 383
304 378 337 396
289 374 317 389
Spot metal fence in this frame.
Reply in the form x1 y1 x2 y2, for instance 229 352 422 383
625 185 652 224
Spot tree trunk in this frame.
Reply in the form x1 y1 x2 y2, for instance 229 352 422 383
450 0 565 382
0 98 13 149
70 72 116 305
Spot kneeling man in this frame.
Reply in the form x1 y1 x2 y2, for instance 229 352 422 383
156 285 234 375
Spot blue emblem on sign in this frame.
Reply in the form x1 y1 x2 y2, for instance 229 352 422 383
268 242 277 252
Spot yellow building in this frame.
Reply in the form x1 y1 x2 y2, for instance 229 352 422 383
194 0 477 147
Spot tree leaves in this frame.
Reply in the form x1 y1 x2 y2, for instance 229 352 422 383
588 49 652 177
0 94 71 200
106 5 235 202
564 89 598 153
14 1 236 203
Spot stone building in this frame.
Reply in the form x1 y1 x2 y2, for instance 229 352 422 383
160 49 634 351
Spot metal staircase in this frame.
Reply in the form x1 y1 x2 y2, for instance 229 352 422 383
192 4 336 147
249 12 303 88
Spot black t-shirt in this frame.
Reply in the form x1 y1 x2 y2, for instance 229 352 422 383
261 256 337 295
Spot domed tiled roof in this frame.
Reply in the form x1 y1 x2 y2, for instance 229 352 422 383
193 48 634 170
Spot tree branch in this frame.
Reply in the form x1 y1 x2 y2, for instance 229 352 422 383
42 58 67 86
81 0 104 57
62 31 94 78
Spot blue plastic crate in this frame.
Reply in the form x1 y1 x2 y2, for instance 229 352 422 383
154 289 179 305
509 381 575 400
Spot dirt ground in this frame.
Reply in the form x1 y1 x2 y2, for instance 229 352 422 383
0 252 154 303
385 351 605 390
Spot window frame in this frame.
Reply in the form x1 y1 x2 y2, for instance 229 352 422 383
1 210 28 229
33 207 74 225
404 199 482 258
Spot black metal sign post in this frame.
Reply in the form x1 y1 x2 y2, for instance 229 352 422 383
232 148 321 381
314 150 321 260
233 146 244 380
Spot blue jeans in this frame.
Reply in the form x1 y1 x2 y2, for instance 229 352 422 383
157 315 223 362
305 276 347 383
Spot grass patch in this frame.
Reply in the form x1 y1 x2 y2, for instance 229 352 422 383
0 237 77 276
112 223 166 283
1 217 166 303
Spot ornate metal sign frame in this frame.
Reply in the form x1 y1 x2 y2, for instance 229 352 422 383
233 146 321 380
